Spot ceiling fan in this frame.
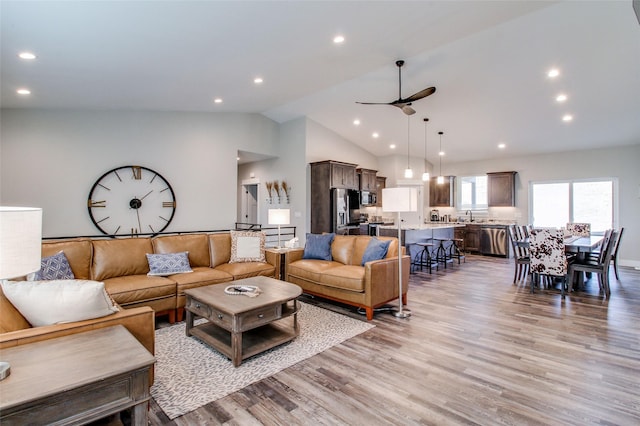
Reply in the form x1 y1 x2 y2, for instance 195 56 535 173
356 60 436 116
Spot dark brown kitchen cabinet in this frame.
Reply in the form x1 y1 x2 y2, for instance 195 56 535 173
375 176 386 207
429 176 455 207
464 224 481 253
487 171 516 207
357 168 378 191
330 161 358 189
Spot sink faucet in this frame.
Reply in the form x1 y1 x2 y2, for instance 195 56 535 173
466 210 474 222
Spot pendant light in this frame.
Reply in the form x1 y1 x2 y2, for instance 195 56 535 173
437 131 445 184
421 118 430 181
404 115 413 178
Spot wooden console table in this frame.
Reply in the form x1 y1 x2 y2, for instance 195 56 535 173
0 325 155 425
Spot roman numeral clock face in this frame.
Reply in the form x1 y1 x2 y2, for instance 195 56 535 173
87 166 176 235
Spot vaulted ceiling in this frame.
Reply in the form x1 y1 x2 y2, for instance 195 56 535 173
2 1 639 163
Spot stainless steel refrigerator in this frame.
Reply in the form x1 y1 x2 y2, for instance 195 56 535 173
331 188 360 234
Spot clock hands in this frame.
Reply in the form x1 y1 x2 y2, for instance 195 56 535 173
140 190 153 200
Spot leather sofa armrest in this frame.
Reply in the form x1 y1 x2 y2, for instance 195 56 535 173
284 248 305 264
364 254 410 305
263 249 278 267
0 306 155 356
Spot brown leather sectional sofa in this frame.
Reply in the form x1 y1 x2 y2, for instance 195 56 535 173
0 232 276 385
284 235 410 320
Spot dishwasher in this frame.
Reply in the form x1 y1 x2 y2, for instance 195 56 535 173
480 225 510 257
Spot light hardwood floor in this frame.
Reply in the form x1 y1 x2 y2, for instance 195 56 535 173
149 255 640 425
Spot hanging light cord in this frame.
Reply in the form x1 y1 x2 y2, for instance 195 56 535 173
439 131 443 176
407 115 411 168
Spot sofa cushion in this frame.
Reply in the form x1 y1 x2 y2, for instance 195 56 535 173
102 275 175 306
170 266 233 291
0 280 119 327
41 238 93 280
318 265 365 292
303 233 335 260
209 233 232 268
146 252 193 276
28 251 75 281
216 262 274 280
361 238 391 265
0 285 31 332
152 234 211 267
331 235 355 265
287 259 342 283
92 238 153 281
229 230 266 263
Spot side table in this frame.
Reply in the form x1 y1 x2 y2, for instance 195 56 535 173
0 325 155 426
265 247 300 280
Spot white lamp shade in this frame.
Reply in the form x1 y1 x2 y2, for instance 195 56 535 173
268 208 290 225
382 188 418 213
0 207 42 279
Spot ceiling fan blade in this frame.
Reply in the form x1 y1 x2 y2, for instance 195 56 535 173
402 87 436 103
401 105 416 115
356 101 394 105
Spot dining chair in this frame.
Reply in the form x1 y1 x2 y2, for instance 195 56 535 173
529 228 568 298
610 227 624 280
508 224 529 283
568 229 616 297
566 222 590 237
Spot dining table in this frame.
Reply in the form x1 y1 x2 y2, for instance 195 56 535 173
515 234 604 288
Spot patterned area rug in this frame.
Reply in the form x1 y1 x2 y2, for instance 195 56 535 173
151 301 375 419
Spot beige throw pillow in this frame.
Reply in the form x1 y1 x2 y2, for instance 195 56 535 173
229 230 266 263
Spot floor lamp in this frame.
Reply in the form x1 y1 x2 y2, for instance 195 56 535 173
0 206 43 380
381 187 417 318
268 208 290 249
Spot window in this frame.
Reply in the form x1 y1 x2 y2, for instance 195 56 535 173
458 175 487 210
530 179 615 233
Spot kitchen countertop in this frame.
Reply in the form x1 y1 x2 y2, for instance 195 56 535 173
378 223 466 230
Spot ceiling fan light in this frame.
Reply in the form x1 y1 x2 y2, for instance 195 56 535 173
422 172 429 181
404 168 413 179
437 175 444 184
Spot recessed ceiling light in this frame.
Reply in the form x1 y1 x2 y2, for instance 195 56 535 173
18 52 36 60
16 88 31 95
213 98 223 104
556 94 567 102
389 144 396 149
372 132 379 138
439 151 445 156
547 68 560 78
253 77 263 84
333 35 345 44
498 143 506 149
353 119 360 126
562 114 573 122
236 156 240 161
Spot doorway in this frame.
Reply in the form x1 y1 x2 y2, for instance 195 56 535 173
240 182 259 225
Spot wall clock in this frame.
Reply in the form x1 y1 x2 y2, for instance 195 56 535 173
87 165 176 236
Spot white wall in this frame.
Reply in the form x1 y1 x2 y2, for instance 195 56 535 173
0 109 279 237
305 118 378 169
444 145 640 267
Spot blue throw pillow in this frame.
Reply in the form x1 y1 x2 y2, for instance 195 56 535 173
303 233 335 261
361 238 391 265
28 251 75 281
146 252 193 276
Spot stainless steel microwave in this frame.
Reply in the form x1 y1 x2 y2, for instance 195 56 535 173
361 191 377 206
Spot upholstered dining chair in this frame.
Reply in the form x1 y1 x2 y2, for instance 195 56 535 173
566 222 591 237
529 228 569 298
568 229 616 297
508 224 529 283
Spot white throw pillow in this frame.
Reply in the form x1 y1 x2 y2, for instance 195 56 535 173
0 279 119 327
229 230 266 263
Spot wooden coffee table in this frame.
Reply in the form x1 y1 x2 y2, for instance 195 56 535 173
184 276 302 367
0 325 155 425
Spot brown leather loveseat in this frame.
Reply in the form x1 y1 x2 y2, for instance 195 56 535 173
284 235 409 320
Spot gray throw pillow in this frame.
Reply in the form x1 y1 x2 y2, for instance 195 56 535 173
361 238 391 265
146 252 193 276
28 251 75 281
302 233 335 261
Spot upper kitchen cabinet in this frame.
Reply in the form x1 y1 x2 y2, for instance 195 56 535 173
429 176 455 207
357 168 378 192
311 160 358 190
375 176 386 207
487 171 517 207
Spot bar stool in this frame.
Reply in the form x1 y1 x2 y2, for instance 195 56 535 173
432 238 452 269
412 241 435 273
449 237 466 264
